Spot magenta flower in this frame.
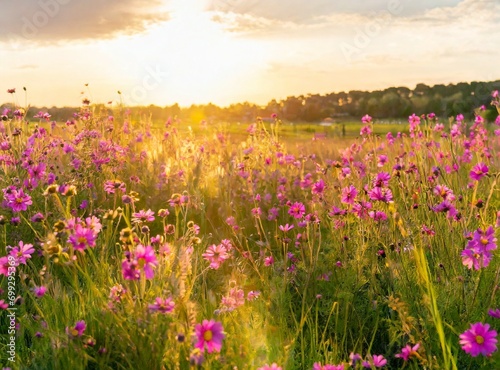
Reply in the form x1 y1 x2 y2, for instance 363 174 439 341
468 226 497 252
5 188 32 212
459 322 497 357
288 202 306 219
9 241 34 265
32 286 47 298
341 185 357 205
470 163 489 181
361 114 372 123
194 320 225 353
202 244 229 269
66 320 86 338
488 309 500 319
312 179 326 195
135 244 158 279
461 247 492 270
68 225 96 252
368 187 393 203
148 297 175 314
395 343 420 361
313 363 345 370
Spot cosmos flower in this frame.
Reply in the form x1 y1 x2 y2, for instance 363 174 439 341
202 244 230 270
148 297 175 314
395 343 420 361
194 320 224 353
459 322 497 357
66 320 86 338
288 202 306 219
469 163 488 181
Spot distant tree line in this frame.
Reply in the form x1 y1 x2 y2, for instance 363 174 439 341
3 80 500 124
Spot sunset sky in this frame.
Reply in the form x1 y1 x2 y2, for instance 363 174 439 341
1 0 499 107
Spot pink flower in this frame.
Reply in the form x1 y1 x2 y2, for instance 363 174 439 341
32 286 47 298
395 343 420 361
459 322 497 357
194 320 225 353
264 256 274 266
132 209 155 223
469 163 488 181
68 225 96 252
488 309 500 319
202 244 229 269
135 245 158 279
103 180 126 194
122 245 158 280
66 320 86 338
362 354 387 368
312 179 326 195
361 114 372 123
461 248 492 270
148 297 175 314
288 202 306 219
5 188 32 212
341 185 357 205
9 241 34 265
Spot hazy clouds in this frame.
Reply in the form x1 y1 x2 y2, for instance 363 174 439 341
0 0 170 43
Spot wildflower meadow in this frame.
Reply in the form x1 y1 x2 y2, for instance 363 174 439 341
1 90 500 369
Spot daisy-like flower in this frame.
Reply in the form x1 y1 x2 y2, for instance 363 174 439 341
470 163 489 181
341 185 357 205
148 297 175 314
9 241 34 265
468 226 497 252
459 322 497 357
5 188 32 212
288 202 306 219
312 179 326 195
68 225 96 252
202 244 229 269
362 354 387 368
461 247 492 270
66 320 86 338
395 343 420 361
194 320 225 353
132 209 155 223
367 187 393 203
103 180 126 194
135 244 158 279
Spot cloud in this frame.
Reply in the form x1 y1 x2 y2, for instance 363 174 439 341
207 0 463 25
0 0 170 44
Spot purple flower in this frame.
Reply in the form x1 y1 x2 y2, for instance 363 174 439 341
5 188 32 212
488 309 500 319
459 322 497 357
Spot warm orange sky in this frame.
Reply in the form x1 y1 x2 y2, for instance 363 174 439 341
1 0 499 107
